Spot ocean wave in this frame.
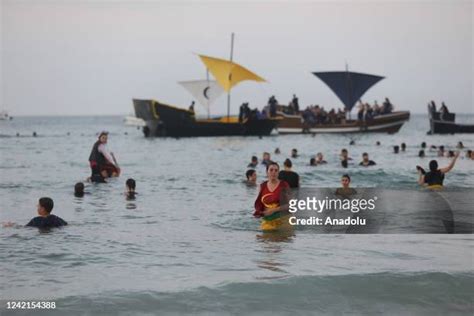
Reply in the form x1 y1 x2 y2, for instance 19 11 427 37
44 272 474 315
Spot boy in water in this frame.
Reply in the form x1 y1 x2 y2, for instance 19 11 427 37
26 197 67 228
245 169 257 185
359 153 376 166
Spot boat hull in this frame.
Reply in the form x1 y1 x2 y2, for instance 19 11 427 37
276 111 410 134
428 111 474 134
133 99 278 137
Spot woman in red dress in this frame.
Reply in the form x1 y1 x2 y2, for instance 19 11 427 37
254 162 290 231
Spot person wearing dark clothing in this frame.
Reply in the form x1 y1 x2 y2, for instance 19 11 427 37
268 96 278 117
278 159 299 188
292 94 299 113
359 153 376 166
89 131 120 179
418 152 459 188
26 197 67 228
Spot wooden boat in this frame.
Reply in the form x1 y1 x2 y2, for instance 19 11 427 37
133 34 279 138
277 110 410 134
133 99 278 137
428 105 474 134
276 69 410 134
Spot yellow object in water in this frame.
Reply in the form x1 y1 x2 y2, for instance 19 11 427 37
427 184 443 190
260 214 292 231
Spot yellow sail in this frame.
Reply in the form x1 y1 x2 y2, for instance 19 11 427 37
198 54 266 92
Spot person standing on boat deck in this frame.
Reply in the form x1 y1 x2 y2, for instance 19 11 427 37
189 101 195 114
278 159 299 188
292 94 299 113
268 96 278 117
440 102 450 120
417 151 459 188
89 131 120 179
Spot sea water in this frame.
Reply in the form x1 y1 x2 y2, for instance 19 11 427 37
1 115 473 315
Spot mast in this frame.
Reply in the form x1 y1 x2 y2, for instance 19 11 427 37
206 69 210 119
227 32 234 122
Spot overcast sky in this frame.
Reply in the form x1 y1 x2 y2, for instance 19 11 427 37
1 0 473 116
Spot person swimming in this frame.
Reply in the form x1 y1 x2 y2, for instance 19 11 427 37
254 162 290 231
401 143 406 152
335 174 356 196
247 156 258 168
261 152 271 167
274 147 281 154
74 182 85 197
291 148 298 158
417 151 459 188
278 159 299 188
245 169 257 185
26 197 67 229
340 148 352 161
418 150 425 158
359 152 376 166
315 152 327 164
393 145 400 154
421 142 427 149
125 178 137 199
310 158 317 166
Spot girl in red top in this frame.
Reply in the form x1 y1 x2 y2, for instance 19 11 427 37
254 162 290 231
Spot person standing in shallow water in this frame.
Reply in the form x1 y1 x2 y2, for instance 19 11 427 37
89 131 121 179
278 159 299 188
254 162 290 231
417 151 460 188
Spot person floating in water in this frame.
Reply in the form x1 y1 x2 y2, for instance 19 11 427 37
26 197 67 229
245 169 257 186
89 131 121 180
254 162 290 231
417 151 459 189
359 153 376 167
278 159 299 188
335 174 356 196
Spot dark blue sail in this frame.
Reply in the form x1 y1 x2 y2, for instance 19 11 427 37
312 71 384 112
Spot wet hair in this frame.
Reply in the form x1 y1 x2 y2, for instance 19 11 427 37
74 182 85 197
429 160 438 172
448 150 455 157
39 197 54 213
467 150 472 156
421 142 426 148
246 169 256 180
393 145 399 153
266 161 279 172
126 178 136 190
457 141 464 148
376 141 381 146
401 143 406 150
284 158 293 168
341 148 348 154
362 152 368 157
349 140 355 145
251 156 258 162
341 159 348 168
342 174 351 182
310 158 316 165
439 145 444 151
418 150 425 158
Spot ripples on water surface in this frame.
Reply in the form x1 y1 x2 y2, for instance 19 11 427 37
1 115 473 315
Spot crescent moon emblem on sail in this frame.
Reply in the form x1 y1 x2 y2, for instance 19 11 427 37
203 87 210 99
